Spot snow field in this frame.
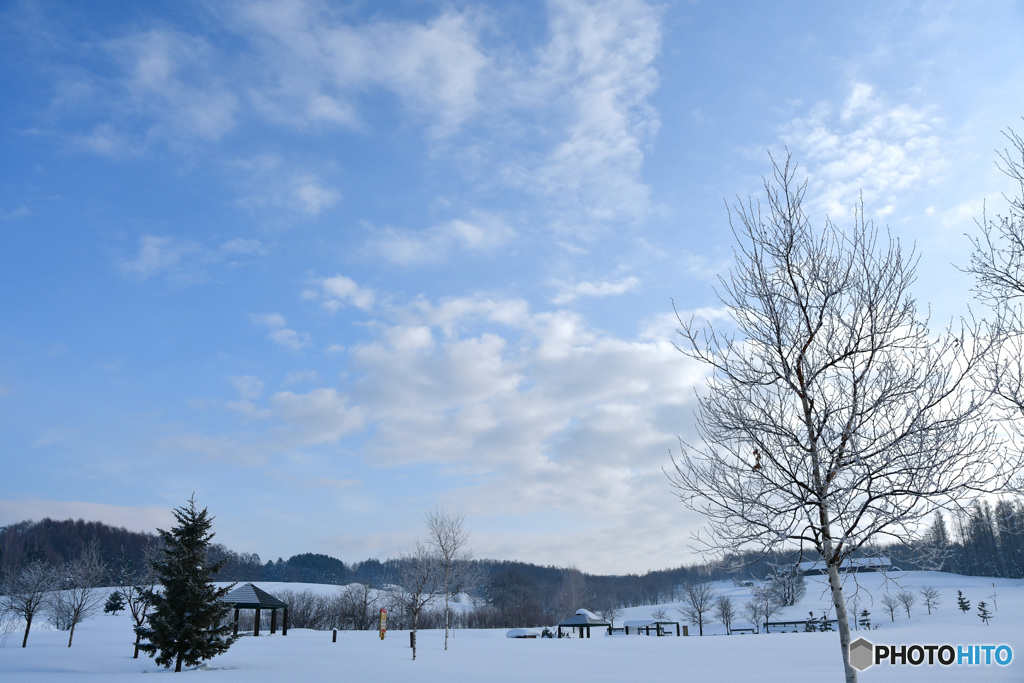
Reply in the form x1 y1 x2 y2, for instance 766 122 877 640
0 571 1020 681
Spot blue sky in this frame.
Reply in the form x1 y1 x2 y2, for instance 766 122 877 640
2 0 1023 575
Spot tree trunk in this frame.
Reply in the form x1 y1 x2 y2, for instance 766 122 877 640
175 651 183 672
444 598 450 650
826 560 856 683
411 612 418 661
68 622 76 647
133 631 141 659
21 614 32 648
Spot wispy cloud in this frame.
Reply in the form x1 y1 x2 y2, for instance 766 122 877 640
118 235 268 283
231 155 342 218
778 82 945 219
105 28 238 145
233 0 488 136
251 312 310 350
366 213 515 265
552 276 640 305
495 0 662 231
1 205 31 221
119 235 202 281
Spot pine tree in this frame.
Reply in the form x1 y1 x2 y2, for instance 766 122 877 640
135 497 236 672
104 590 126 616
804 611 817 632
977 601 992 625
858 609 871 630
957 590 971 614
819 611 833 632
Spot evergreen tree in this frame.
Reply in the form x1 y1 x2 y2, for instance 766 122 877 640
977 601 992 625
135 497 236 672
956 590 971 614
858 609 871 630
104 591 125 616
819 611 833 632
804 611 817 632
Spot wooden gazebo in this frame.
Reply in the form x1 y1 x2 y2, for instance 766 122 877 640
223 583 288 637
557 609 611 638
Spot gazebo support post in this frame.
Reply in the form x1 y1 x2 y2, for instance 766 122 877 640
233 608 239 637
283 608 288 636
271 609 277 634
254 608 261 637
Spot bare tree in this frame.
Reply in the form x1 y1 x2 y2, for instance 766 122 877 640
424 507 475 650
555 567 589 620
742 599 764 634
880 594 900 622
597 600 623 629
713 594 735 634
751 583 781 625
651 607 669 620
668 154 1010 681
339 582 380 630
118 548 157 658
965 124 1024 493
897 590 916 619
678 580 716 636
764 561 806 607
1 560 55 648
49 542 107 647
387 542 437 661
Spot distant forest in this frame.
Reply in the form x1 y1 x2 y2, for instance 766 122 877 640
2 498 1023 612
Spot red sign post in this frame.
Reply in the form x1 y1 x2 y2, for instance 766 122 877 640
379 608 387 640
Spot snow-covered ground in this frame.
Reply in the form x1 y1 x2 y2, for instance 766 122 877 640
1 571 1020 681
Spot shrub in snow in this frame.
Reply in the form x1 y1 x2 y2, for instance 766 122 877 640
977 601 992 625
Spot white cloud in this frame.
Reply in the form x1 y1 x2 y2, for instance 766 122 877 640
234 0 488 136
231 155 342 218
779 82 946 219
268 328 310 350
119 235 201 280
500 0 662 229
251 313 310 350
251 312 288 329
552 276 640 304
119 234 267 283
367 214 515 265
270 388 365 445
106 28 238 143
318 275 376 312
291 175 341 215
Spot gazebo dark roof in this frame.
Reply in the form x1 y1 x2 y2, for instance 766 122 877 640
556 609 611 639
223 583 287 609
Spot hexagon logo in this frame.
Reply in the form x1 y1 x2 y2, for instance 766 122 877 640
850 637 874 671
